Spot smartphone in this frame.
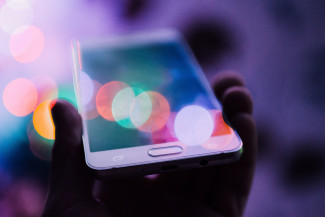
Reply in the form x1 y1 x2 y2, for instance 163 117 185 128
72 30 242 178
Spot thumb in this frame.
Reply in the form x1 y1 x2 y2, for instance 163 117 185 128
49 99 92 194
43 100 101 217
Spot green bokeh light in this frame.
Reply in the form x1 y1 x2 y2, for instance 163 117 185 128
112 87 153 129
58 84 77 107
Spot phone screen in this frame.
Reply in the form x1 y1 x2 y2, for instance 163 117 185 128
78 38 233 153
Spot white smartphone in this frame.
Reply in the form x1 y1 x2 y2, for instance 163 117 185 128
72 30 242 178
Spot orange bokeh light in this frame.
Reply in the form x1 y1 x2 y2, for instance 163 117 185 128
96 81 129 121
9 25 45 63
33 100 55 140
3 78 38 117
201 110 233 150
210 110 232 136
137 91 170 133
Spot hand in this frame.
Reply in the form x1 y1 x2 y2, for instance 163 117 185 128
42 72 257 217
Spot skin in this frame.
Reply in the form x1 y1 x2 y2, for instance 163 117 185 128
42 72 257 217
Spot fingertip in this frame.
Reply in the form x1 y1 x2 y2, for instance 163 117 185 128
230 113 256 138
213 70 245 99
222 86 253 117
51 99 82 157
51 99 81 130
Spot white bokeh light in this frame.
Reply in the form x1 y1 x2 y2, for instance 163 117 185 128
112 87 135 124
79 71 94 105
6 0 32 10
9 25 45 63
130 91 152 128
174 105 214 146
0 3 33 34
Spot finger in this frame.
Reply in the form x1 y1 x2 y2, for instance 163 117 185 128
230 113 257 172
221 86 253 117
211 74 257 217
210 113 257 217
43 100 109 217
213 71 244 99
49 99 92 195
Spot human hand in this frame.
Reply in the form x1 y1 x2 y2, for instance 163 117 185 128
42 72 257 217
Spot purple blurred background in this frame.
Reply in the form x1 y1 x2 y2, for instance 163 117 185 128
1 0 325 216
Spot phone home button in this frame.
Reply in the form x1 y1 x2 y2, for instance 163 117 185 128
148 146 183 157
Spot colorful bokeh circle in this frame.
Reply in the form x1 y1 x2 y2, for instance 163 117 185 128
83 80 101 120
33 100 55 140
135 91 170 133
130 91 152 128
111 87 139 128
174 105 214 146
3 78 38 117
96 81 129 121
6 0 33 11
0 3 33 34
96 81 170 132
31 75 58 105
9 25 45 63
201 110 233 150
79 71 94 106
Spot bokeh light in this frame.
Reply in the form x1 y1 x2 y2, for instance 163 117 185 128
129 91 152 128
31 75 58 105
112 87 138 128
3 78 38 117
135 91 170 133
1 178 46 217
201 110 233 150
58 84 77 107
174 105 213 146
83 80 101 120
6 0 33 11
96 81 129 121
210 110 232 136
32 100 55 140
0 3 33 34
96 82 170 131
79 71 94 105
9 25 45 63
151 112 178 144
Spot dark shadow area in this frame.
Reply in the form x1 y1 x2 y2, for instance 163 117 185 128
302 46 325 111
185 21 237 66
268 0 303 30
283 141 325 188
123 0 148 19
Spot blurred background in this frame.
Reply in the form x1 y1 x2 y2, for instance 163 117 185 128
0 0 325 216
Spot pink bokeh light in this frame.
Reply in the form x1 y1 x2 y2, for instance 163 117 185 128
9 25 45 63
3 78 38 117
